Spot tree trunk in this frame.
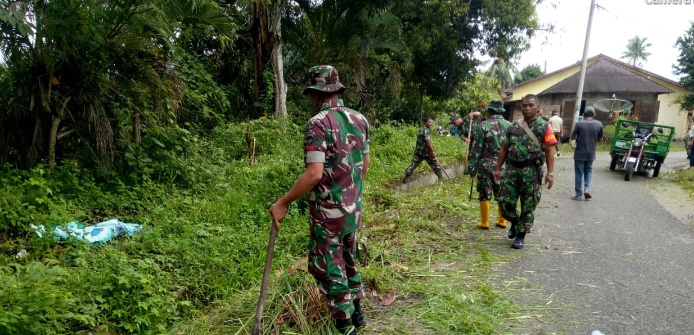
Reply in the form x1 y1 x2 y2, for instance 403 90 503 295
48 116 60 167
250 0 270 117
133 110 141 144
271 45 287 118
250 0 287 118
269 0 288 118
47 96 72 167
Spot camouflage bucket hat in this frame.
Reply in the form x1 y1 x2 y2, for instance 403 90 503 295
302 65 346 95
449 115 461 124
486 98 506 113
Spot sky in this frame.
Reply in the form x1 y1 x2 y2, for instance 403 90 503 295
514 0 694 82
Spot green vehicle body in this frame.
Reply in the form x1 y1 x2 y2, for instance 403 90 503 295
609 119 674 180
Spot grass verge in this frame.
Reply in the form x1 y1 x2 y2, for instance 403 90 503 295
169 177 543 335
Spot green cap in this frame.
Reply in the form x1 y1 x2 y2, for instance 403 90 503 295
486 98 506 113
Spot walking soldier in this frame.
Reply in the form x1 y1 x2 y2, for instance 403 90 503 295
402 116 444 183
493 94 556 249
269 65 369 334
466 98 511 229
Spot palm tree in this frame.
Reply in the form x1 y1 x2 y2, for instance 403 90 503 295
621 36 652 67
0 0 235 169
283 0 408 120
485 57 522 95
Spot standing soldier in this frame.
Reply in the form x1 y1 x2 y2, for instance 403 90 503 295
402 116 444 183
493 94 556 249
269 65 369 335
466 99 511 229
450 115 462 138
455 111 483 143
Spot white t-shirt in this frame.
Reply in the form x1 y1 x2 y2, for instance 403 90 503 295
549 115 563 133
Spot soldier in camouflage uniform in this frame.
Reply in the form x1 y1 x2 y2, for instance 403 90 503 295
452 111 483 143
402 117 443 183
493 94 556 249
465 99 511 230
269 65 369 335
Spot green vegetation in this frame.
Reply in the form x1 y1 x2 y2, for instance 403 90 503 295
674 21 694 113
673 168 694 197
2 120 538 334
7 1 694 334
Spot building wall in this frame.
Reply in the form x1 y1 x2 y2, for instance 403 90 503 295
621 68 690 137
508 92 667 132
657 93 688 137
506 56 691 136
507 64 584 102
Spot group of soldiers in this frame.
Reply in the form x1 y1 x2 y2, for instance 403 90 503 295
271 64 558 334
402 95 557 250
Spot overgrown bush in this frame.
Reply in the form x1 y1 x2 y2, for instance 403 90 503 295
0 120 466 334
0 262 97 334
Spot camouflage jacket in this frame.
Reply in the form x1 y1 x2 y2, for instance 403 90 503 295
304 101 370 234
467 115 511 175
458 116 480 140
414 126 433 157
504 116 552 166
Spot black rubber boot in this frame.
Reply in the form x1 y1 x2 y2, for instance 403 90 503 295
352 299 366 328
508 223 517 239
512 232 526 249
335 318 357 335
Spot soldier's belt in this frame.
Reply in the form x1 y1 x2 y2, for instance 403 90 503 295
507 160 541 169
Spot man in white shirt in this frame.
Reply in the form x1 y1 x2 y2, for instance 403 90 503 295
548 110 563 157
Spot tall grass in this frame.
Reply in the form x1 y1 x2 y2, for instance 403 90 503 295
5 114 602 334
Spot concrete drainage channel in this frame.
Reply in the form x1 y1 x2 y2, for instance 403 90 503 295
396 164 468 192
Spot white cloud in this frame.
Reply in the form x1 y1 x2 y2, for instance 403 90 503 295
515 0 693 82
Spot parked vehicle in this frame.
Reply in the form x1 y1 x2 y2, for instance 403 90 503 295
609 119 674 181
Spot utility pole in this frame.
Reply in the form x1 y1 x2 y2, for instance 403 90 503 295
572 0 597 135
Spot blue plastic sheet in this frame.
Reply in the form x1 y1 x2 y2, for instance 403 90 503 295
30 219 143 244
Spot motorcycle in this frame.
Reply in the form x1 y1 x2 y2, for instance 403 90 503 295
623 132 654 181
609 119 673 181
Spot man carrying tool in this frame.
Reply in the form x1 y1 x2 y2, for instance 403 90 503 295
466 99 511 230
451 111 483 144
402 116 444 183
493 94 556 249
269 65 369 335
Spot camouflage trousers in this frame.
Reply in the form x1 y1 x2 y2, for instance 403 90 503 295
404 154 443 180
498 165 542 234
308 221 364 320
475 161 502 202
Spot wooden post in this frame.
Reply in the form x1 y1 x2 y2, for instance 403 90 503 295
250 137 256 166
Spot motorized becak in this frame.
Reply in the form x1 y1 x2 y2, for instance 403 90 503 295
609 119 674 181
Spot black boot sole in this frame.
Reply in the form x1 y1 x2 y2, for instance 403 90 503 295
508 227 517 239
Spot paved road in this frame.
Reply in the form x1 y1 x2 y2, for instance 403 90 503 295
500 151 694 335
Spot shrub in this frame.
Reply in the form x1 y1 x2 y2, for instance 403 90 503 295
0 262 97 335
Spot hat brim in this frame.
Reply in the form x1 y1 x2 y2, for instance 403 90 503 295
302 84 346 95
487 106 506 113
